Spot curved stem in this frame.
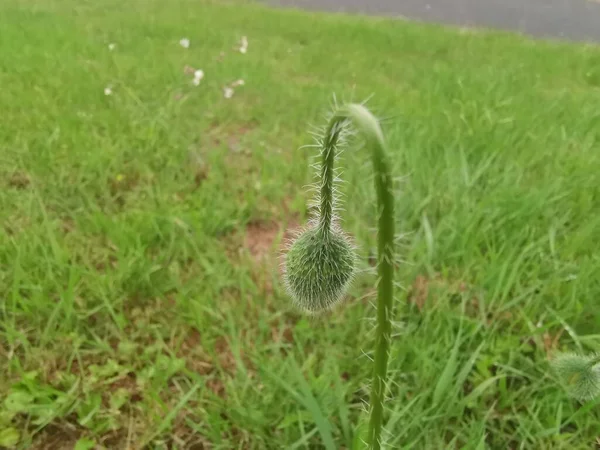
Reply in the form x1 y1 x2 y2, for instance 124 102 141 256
321 104 395 450
318 120 344 236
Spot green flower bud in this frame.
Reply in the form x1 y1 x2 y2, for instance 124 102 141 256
284 226 356 314
551 353 600 401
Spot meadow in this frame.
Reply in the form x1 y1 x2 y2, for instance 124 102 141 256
1 0 600 448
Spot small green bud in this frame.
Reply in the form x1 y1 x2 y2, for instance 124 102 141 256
551 353 600 401
284 226 355 314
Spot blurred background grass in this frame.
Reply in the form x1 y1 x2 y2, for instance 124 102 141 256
1 0 599 448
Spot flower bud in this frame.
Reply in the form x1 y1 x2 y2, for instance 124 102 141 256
552 353 600 401
284 227 355 314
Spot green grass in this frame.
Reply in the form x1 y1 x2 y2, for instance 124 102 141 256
1 0 600 448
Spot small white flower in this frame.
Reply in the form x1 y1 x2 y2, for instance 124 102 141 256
231 79 244 87
108 43 116 51
239 36 248 54
223 87 234 99
192 69 204 86
180 38 190 49
104 86 112 96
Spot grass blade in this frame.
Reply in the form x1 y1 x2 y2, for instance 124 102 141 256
432 331 461 406
263 362 337 450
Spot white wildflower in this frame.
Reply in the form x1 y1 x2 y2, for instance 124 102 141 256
108 43 116 51
104 85 112 96
223 87 234 99
231 79 244 87
192 69 204 86
239 36 248 54
180 38 190 49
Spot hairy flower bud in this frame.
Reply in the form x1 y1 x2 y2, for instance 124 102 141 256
551 353 600 401
284 227 355 314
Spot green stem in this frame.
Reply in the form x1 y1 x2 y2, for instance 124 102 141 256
318 120 344 236
321 104 395 450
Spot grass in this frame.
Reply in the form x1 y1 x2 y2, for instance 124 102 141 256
1 0 600 448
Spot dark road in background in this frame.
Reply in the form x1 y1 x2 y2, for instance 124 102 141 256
266 0 600 42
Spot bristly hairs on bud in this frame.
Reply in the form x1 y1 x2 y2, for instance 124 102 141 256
551 352 600 401
282 101 396 450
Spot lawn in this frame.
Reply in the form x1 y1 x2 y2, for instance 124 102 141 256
1 0 600 448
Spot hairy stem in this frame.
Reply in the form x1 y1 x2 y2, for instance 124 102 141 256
318 121 344 236
321 104 394 450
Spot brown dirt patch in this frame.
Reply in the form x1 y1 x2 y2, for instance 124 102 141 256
214 337 237 373
243 217 302 263
236 218 301 297
408 275 429 312
206 120 259 152
108 371 142 403
269 316 295 354
542 327 564 357
407 272 471 313
109 172 140 207
7 171 31 189
29 424 80 450
244 220 281 262
206 377 226 398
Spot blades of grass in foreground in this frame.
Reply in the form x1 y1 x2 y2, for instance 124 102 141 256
262 361 337 450
432 330 461 407
288 427 319 450
332 366 352 447
383 394 423 446
140 383 200 446
460 375 507 407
